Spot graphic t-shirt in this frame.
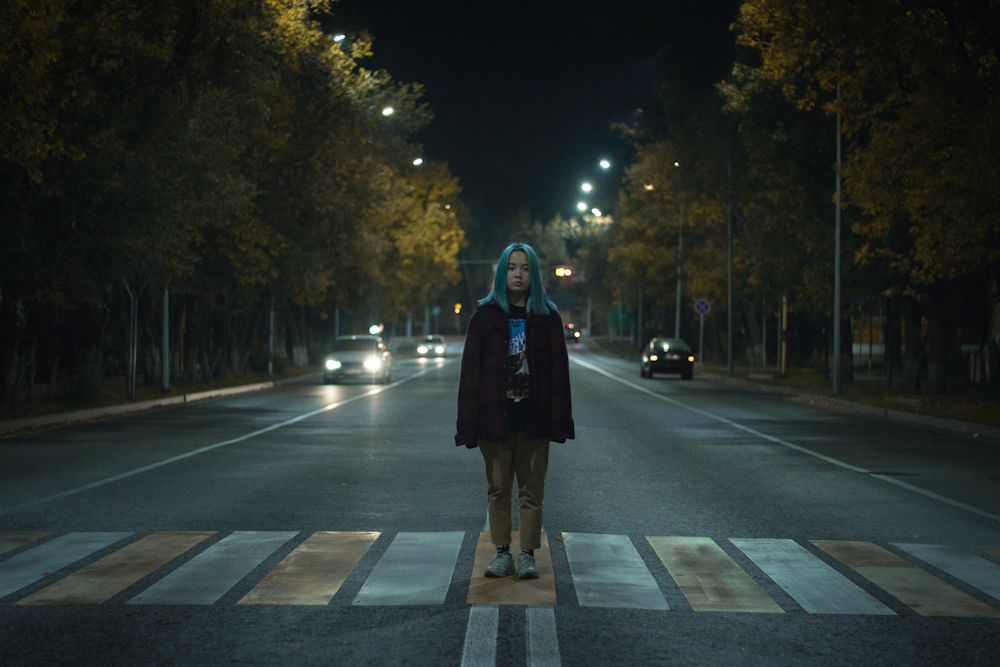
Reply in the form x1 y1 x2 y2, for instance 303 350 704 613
506 305 529 431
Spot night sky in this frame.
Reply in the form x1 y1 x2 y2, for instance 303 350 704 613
332 0 742 245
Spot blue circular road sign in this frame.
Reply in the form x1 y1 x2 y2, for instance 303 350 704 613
695 299 710 315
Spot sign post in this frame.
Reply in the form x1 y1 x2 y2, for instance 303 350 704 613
695 299 711 363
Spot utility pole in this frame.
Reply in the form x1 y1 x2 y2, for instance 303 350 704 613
675 203 683 338
727 158 734 375
833 81 843 395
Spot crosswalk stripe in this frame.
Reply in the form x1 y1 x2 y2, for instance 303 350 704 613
813 541 1000 617
467 532 556 605
562 533 668 610
15 532 215 606
527 606 561 667
730 538 895 615
0 532 132 600
238 531 379 605
894 543 1000 602
127 531 298 605
461 605 499 667
647 536 783 613
0 532 51 557
352 531 464 606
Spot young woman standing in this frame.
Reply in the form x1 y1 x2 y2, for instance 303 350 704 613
455 242 575 579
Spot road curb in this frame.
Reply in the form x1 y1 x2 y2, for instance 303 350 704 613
699 371 1000 442
0 372 321 435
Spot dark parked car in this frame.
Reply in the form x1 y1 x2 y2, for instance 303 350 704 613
323 335 392 384
640 337 694 380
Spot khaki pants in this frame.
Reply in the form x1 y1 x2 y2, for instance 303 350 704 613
479 432 550 551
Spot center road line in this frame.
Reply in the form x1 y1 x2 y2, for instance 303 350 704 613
570 356 1000 524
4 361 456 515
527 606 562 667
461 604 499 667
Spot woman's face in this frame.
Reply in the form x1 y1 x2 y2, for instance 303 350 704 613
506 250 530 300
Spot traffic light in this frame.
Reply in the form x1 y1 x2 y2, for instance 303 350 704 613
555 267 573 277
454 303 462 314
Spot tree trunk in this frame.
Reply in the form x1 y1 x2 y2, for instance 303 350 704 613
0 285 21 403
925 284 948 394
885 294 901 388
902 295 923 390
842 309 854 383
25 340 37 403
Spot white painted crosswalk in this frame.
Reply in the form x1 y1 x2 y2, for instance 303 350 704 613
1 530 999 619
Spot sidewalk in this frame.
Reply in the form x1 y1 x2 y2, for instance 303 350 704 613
697 370 1000 443
0 372 320 435
588 338 1000 444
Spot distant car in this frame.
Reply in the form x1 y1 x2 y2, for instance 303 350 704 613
323 335 392 384
416 335 447 357
641 337 694 380
565 323 582 341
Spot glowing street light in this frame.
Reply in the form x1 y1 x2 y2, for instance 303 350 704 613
599 159 611 169
382 107 394 116
412 158 423 166
591 208 602 217
581 182 593 192
334 34 346 42
577 202 587 211
674 161 679 167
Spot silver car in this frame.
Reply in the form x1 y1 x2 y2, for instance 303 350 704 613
323 335 392 384
416 335 447 357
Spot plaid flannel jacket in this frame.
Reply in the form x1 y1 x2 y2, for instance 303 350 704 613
455 300 575 448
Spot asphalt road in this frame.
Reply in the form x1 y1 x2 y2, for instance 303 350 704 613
2 340 1000 667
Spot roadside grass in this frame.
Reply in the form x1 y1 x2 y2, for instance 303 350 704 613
0 365 319 424
594 338 1000 429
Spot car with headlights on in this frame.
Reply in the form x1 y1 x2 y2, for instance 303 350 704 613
416 335 447 357
323 335 392 384
564 323 582 341
640 337 695 380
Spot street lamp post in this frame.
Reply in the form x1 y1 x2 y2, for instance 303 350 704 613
833 81 843 395
675 203 683 338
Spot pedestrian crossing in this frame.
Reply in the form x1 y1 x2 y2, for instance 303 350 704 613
2 530 1000 617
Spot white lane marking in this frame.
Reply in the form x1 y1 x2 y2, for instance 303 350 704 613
5 362 456 514
570 356 1000 524
461 604 499 667
562 532 669 610
127 531 298 605
730 538 895 615
352 531 465 606
527 606 561 667
0 532 132 599
892 543 1000 600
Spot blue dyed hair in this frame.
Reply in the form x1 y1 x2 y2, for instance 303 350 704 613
477 242 558 315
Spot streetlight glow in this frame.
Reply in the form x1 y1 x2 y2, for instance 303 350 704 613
591 208 602 217
382 107 394 116
413 158 423 165
581 182 592 192
334 34 346 42
599 160 611 169
577 202 587 211
674 161 679 167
